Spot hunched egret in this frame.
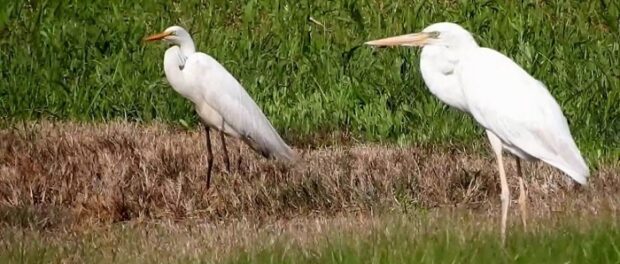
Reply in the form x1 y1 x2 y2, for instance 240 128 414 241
365 22 589 243
145 26 297 189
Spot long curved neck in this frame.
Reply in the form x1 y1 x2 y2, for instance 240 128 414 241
178 37 196 56
163 43 197 102
419 46 469 112
451 37 479 54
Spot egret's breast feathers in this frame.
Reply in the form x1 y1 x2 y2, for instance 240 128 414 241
419 46 468 112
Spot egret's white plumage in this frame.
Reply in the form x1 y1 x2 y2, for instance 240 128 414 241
458 47 589 183
420 41 469 112
183 52 296 160
365 22 589 243
146 26 296 188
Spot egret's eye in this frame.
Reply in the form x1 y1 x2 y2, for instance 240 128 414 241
169 31 176 36
428 31 440 38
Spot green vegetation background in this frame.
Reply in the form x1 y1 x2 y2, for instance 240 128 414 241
1 0 618 162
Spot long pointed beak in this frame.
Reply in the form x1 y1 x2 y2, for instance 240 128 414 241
365 32 431 47
144 31 171 42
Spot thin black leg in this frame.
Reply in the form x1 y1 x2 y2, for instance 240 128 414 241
204 124 214 190
220 129 231 173
237 143 243 173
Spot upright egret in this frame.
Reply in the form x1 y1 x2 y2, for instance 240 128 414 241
365 22 589 243
144 26 297 189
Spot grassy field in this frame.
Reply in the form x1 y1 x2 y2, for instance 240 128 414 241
0 122 619 263
1 0 620 263
2 213 619 263
1 0 619 161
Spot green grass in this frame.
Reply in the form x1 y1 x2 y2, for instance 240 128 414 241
231 221 620 264
1 0 619 161
233 224 620 263
1 214 618 264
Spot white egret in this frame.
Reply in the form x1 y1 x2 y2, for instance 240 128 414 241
365 22 589 243
145 26 297 189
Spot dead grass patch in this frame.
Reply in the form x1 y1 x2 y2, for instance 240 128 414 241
0 121 618 230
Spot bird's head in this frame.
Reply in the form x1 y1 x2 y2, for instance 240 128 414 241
365 22 478 50
144 25 192 46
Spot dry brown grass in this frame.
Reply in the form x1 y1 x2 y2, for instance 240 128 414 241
0 121 618 231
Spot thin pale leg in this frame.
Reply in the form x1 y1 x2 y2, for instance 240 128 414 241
516 158 528 231
487 131 510 244
204 124 214 190
236 143 243 173
219 129 231 173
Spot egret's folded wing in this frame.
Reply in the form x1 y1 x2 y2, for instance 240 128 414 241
458 48 588 184
184 53 296 162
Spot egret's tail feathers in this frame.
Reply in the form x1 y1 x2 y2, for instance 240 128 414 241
271 143 298 163
265 130 298 164
543 158 588 185
543 140 590 185
242 129 298 164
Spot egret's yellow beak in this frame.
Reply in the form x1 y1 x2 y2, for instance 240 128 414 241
144 31 172 42
365 32 433 47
